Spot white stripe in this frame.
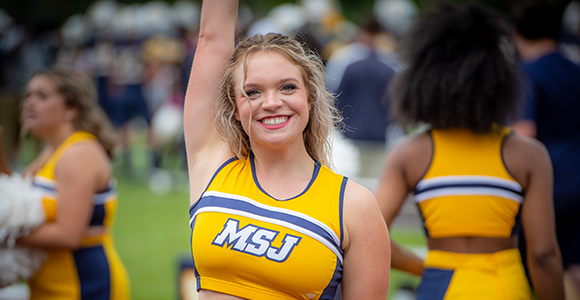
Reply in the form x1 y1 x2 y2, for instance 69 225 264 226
34 176 56 188
190 206 344 265
202 190 341 247
94 192 116 205
34 176 116 205
414 187 523 203
416 175 522 192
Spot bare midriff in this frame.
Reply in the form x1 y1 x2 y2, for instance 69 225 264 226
427 236 517 253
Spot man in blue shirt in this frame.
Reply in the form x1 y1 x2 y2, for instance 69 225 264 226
512 2 580 298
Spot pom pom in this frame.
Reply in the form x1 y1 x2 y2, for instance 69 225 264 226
0 173 47 288
0 247 47 288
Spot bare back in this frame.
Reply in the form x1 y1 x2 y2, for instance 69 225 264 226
378 130 542 253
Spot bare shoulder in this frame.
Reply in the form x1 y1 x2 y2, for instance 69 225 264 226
56 140 111 187
386 130 431 163
59 140 110 168
342 179 384 246
503 132 552 187
503 133 551 169
504 132 549 158
343 180 378 229
383 130 432 186
343 180 375 208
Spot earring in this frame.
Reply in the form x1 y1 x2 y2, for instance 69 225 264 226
65 111 74 121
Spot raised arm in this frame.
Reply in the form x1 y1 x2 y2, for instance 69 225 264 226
183 0 239 201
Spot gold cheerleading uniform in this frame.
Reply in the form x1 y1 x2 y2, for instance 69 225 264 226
414 128 532 300
29 131 130 300
189 154 346 300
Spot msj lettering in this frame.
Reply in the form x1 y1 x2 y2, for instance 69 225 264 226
212 218 301 262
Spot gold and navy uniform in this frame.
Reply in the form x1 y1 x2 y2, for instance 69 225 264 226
414 128 532 300
30 131 130 300
189 154 346 300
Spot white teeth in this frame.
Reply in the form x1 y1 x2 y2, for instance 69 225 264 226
261 116 288 126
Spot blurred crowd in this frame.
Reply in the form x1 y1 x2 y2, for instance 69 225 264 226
0 0 579 185
0 0 417 188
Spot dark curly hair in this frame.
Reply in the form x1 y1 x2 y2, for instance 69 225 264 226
389 2 521 133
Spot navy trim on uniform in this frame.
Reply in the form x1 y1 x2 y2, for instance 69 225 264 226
511 205 523 237
417 129 435 182
73 246 111 300
189 226 202 291
250 153 321 201
89 204 106 226
415 182 524 196
189 157 239 214
320 259 343 299
501 131 520 182
339 177 347 245
415 202 430 237
416 268 454 300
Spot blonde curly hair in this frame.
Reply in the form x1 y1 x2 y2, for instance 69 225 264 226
215 33 342 167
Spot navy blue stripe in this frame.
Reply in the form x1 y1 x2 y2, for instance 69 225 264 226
416 268 454 300
251 153 321 201
415 202 430 237
319 259 343 299
189 157 238 214
415 182 523 196
189 223 202 291
501 131 519 181
73 246 111 300
339 177 347 245
191 195 341 251
89 204 106 226
511 205 523 237
33 182 56 192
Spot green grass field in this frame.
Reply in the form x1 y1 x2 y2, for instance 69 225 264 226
112 177 191 300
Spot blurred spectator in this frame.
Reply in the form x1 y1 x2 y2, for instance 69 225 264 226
332 17 402 179
561 1 580 63
141 34 187 193
511 1 580 299
95 36 152 177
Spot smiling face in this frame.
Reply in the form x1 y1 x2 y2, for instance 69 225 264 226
23 75 71 138
234 50 311 150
